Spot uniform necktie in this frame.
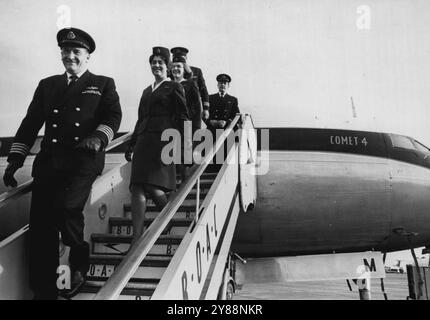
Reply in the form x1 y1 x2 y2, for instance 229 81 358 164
68 75 78 86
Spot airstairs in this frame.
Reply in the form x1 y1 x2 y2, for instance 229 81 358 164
0 114 257 300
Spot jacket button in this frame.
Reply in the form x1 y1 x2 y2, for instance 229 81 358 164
52 139 58 143
75 123 80 127
74 137 79 141
52 124 57 128
75 107 81 111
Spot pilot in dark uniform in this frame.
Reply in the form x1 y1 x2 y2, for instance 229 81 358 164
170 47 210 122
207 74 239 133
2 27 122 299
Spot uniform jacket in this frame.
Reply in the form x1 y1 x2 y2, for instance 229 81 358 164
189 66 210 110
130 80 190 147
181 79 202 131
208 93 240 127
7 70 122 176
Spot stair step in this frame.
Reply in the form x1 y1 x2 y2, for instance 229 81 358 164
91 233 183 244
87 267 165 283
125 210 195 220
86 279 159 289
123 203 197 221
176 180 213 189
176 172 218 179
184 190 208 200
91 234 182 256
78 280 156 298
73 293 151 300
135 189 208 207
109 217 193 236
110 217 193 227
124 203 197 214
87 254 170 280
89 254 171 267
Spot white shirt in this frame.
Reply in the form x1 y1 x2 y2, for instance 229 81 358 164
152 78 170 92
66 69 87 84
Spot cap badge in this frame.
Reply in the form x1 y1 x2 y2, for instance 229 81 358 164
67 31 76 40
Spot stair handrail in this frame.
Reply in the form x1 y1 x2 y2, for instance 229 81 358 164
93 115 242 300
0 132 133 209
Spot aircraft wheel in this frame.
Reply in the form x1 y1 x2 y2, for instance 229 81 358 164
226 282 234 300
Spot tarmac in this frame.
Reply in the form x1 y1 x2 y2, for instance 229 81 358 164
233 273 410 300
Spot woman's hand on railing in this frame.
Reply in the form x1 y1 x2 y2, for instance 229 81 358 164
202 110 209 120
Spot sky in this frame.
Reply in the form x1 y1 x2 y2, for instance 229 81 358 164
1 0 430 145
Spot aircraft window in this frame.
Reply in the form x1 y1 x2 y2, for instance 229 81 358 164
390 134 415 150
413 140 430 153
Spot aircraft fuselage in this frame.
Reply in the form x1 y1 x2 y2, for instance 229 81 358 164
232 128 430 257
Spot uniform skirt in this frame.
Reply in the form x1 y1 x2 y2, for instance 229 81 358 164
130 131 177 191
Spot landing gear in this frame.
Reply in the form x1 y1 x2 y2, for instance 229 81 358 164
218 252 237 300
393 228 426 300
226 282 235 300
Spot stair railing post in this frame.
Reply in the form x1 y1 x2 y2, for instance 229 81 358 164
195 177 200 222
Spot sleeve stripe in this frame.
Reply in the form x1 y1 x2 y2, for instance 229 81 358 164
11 142 30 149
9 150 28 156
97 126 114 140
10 146 30 152
10 143 30 156
96 125 114 143
10 148 28 153
10 151 28 156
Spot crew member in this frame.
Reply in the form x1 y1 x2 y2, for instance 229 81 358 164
207 74 239 163
207 74 239 133
170 53 201 181
125 47 191 246
170 47 210 122
2 27 122 299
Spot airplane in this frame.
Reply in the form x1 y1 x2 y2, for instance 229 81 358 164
2 0 430 301
386 256 429 274
2 123 430 300
385 260 405 274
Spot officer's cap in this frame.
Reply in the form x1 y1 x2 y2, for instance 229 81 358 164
170 47 189 57
57 27 96 53
150 46 171 65
216 74 231 83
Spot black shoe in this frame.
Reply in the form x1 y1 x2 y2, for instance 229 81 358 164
58 271 86 299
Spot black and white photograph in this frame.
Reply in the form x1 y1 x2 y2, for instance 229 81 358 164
1 0 430 305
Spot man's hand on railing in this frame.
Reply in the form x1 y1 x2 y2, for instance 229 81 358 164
3 162 21 188
76 136 103 153
125 145 134 162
